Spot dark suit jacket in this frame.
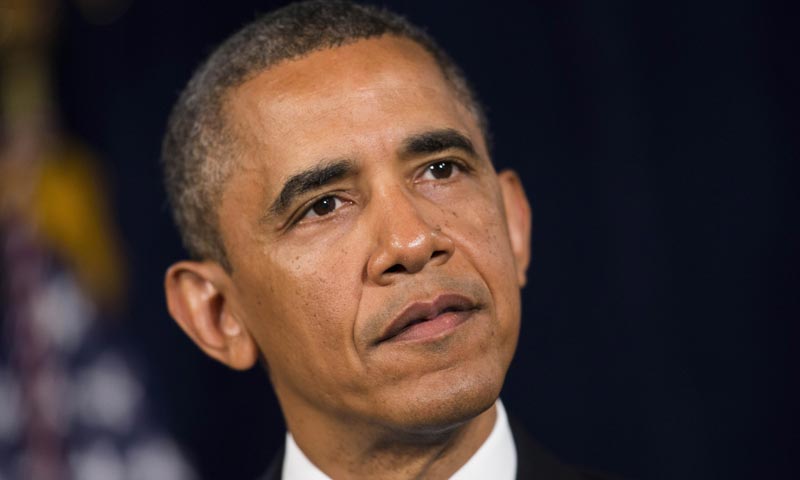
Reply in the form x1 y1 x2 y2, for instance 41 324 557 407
261 417 617 480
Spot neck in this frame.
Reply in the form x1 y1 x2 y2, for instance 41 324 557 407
283 401 498 480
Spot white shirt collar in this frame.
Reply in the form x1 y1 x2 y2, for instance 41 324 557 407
282 399 517 480
282 428 331 480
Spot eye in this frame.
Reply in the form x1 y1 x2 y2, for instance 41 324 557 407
301 195 344 220
420 160 465 181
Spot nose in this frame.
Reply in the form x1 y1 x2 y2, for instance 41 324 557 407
366 188 454 285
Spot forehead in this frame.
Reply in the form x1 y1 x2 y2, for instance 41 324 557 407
223 35 484 179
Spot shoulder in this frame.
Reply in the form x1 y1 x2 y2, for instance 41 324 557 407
510 416 623 480
260 443 284 480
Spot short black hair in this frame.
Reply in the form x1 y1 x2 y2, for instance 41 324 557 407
162 0 488 270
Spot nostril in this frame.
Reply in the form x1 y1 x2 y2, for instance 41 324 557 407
385 264 406 274
431 250 447 259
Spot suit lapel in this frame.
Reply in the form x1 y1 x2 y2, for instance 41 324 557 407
509 416 587 480
261 442 284 480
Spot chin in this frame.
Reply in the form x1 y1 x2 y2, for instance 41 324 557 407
377 362 505 436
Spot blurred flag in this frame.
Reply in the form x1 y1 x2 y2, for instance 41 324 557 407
0 1 195 478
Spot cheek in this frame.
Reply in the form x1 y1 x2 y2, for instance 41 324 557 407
239 236 366 383
273 234 364 325
438 187 521 334
440 187 516 271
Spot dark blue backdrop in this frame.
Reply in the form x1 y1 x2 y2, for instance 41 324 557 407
55 1 799 478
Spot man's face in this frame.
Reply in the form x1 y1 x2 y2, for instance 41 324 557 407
218 36 530 433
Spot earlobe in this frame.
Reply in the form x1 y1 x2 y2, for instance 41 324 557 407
497 170 532 287
164 261 258 370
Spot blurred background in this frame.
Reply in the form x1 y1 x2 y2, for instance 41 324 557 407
0 0 797 479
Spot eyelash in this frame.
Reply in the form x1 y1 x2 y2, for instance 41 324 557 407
292 159 469 225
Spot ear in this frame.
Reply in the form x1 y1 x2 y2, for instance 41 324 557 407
497 170 532 287
164 260 258 370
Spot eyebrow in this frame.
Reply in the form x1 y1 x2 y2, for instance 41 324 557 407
266 129 477 220
400 128 477 158
268 159 355 217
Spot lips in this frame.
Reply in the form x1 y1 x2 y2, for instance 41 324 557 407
376 293 479 344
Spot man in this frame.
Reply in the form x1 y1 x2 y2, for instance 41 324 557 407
161 1 609 478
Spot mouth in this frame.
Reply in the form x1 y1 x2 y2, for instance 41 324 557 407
376 293 481 344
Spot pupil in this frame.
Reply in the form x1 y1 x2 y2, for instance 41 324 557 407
312 197 335 216
430 161 452 179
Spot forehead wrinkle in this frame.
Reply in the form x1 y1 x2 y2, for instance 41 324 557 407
234 38 457 114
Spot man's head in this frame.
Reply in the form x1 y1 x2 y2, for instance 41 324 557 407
162 0 487 270
163 0 531 440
